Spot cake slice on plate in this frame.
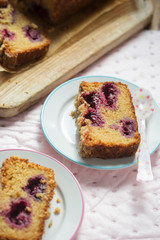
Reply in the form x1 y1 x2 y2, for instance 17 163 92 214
0 156 56 240
75 81 141 159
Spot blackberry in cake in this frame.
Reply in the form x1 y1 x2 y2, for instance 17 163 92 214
0 1 50 70
0 156 56 240
75 81 141 159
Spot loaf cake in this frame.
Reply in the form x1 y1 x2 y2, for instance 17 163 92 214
0 1 50 70
11 0 95 24
0 156 56 240
75 81 141 159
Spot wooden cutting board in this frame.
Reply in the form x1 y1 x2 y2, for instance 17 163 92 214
0 0 153 118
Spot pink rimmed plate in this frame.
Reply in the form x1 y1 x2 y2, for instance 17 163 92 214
0 149 84 240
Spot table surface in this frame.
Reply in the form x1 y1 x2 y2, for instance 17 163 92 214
0 30 160 240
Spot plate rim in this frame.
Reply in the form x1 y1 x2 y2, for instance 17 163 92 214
0 148 85 240
41 75 160 170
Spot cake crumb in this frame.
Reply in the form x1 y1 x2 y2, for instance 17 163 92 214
46 211 51 219
54 207 61 215
40 179 47 184
36 193 43 199
49 179 55 185
16 192 21 197
48 219 53 228
56 198 61 203
26 206 31 213
70 111 76 119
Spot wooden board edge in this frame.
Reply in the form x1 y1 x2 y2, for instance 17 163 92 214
0 1 153 118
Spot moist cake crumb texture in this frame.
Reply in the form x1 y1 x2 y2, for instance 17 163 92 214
75 81 141 159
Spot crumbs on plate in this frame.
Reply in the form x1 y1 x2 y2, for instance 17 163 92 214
70 111 76 119
56 197 61 203
48 219 53 228
54 207 61 215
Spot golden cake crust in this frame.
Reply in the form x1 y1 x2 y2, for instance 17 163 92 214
0 156 56 240
75 81 141 159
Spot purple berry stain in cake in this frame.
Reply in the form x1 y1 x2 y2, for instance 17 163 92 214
23 175 47 201
22 25 42 42
0 28 15 40
110 124 120 131
2 198 32 229
82 91 102 109
120 118 136 138
101 82 120 109
84 108 105 127
82 90 105 127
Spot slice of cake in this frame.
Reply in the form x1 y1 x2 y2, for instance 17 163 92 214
11 0 95 24
0 1 50 70
0 156 56 240
75 81 141 159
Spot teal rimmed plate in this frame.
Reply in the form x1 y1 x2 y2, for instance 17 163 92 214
41 76 160 170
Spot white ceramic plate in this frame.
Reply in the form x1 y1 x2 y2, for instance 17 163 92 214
0 149 84 240
41 76 160 170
